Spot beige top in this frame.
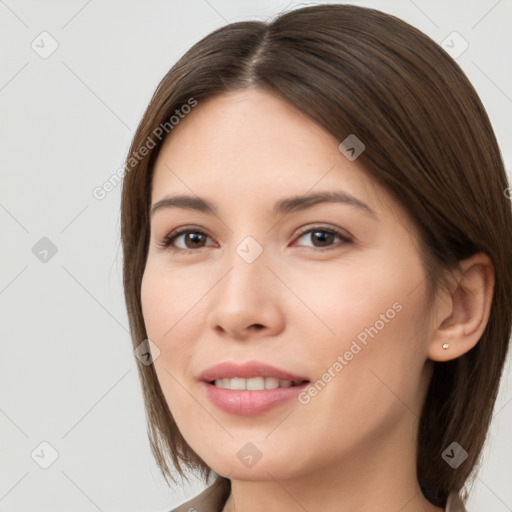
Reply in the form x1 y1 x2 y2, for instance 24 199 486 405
170 482 467 511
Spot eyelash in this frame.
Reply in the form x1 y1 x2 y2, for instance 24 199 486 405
157 224 353 254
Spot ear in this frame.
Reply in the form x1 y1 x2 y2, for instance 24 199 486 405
427 252 495 362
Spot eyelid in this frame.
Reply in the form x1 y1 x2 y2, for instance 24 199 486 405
292 224 353 251
158 225 215 252
294 223 351 239
158 223 353 252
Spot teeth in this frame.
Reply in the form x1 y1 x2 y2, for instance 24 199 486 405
213 377 295 390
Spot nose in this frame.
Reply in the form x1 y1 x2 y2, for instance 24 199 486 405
208 248 285 341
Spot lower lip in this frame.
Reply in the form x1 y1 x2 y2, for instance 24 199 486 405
202 381 309 416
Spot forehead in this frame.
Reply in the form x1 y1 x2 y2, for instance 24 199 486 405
150 89 403 225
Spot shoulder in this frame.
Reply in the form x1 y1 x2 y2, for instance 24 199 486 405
445 490 467 512
168 480 230 512
169 484 465 512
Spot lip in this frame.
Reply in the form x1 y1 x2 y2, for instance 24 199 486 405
199 361 309 384
199 361 310 416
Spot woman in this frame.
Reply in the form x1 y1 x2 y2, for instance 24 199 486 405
120 4 512 511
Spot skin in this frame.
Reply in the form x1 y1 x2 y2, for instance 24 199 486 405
140 88 494 512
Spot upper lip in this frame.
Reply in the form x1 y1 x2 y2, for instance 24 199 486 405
199 361 309 384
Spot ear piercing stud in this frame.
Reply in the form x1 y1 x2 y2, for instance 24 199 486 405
442 343 449 350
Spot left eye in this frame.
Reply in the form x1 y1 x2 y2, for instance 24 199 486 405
294 227 352 249
159 226 352 252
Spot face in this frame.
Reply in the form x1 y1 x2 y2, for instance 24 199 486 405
141 88 436 482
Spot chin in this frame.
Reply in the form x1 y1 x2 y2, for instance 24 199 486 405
199 445 307 483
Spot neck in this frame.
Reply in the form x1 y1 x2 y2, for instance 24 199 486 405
221 416 443 512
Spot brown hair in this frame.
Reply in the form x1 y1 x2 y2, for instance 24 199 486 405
120 4 512 508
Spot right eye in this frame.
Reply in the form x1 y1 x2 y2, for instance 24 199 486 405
158 227 216 253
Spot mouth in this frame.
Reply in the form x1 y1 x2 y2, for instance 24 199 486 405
199 361 310 415
199 360 310 388
209 377 309 390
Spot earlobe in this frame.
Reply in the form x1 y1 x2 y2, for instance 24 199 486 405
427 252 495 362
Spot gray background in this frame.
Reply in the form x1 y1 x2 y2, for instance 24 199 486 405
1 0 511 510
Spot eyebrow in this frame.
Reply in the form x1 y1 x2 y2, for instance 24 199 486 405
150 191 377 219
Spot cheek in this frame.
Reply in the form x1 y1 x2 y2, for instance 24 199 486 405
292 259 409 348
302 251 429 392
140 264 205 375
141 267 183 380
140 265 160 321
141 268 200 423
140 264 191 341
319 282 429 424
